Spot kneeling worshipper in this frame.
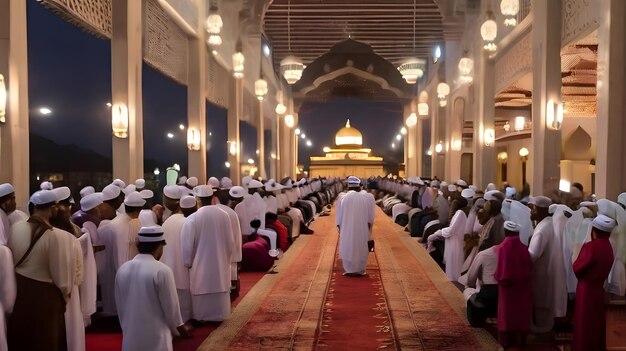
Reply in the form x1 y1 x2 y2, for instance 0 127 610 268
115 226 190 351
572 214 616 351
0 241 16 351
494 221 532 349
462 235 498 327
181 204 234 322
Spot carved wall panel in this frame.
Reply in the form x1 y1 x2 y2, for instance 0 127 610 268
40 0 112 38
206 56 230 109
495 30 532 94
561 0 599 47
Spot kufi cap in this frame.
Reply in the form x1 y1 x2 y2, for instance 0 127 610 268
0 183 15 198
461 188 475 199
186 177 199 188
112 179 126 188
163 185 182 200
484 190 502 201
347 176 361 185
81 193 103 212
485 183 497 192
447 184 457 192
139 189 154 200
124 192 146 207
298 178 307 186
135 178 146 189
122 184 136 195
180 195 197 209
440 181 448 188
504 221 521 232
30 190 57 205
138 226 165 243
207 177 220 189
177 176 187 185
220 177 233 189
618 192 626 208
592 214 617 233
80 186 95 198
102 184 122 201
194 185 213 198
529 196 552 208
229 186 246 199
40 181 53 190
474 198 486 208
469 185 479 192
248 180 263 189
52 186 72 202
505 187 517 198
242 176 252 188
430 180 440 188
455 179 468 187
264 179 284 192
281 179 293 188
549 204 558 215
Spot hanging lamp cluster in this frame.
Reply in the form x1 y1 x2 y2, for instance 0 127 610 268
232 39 245 79
481 10 498 52
205 0 223 46
500 0 520 27
280 0 304 84
397 0 424 84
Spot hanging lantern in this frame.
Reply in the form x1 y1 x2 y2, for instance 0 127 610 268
405 112 417 127
500 0 520 26
398 58 425 84
232 40 244 79
275 103 287 115
481 11 498 52
418 102 429 117
207 34 222 46
437 82 450 107
458 51 474 84
205 5 223 34
284 114 295 128
280 55 305 84
111 103 129 138
255 78 268 101
503 121 510 132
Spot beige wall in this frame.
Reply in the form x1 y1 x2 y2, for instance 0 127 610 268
309 165 384 179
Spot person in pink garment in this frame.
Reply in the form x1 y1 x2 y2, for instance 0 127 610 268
572 214 616 351
494 220 532 348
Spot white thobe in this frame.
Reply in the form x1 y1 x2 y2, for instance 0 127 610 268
215 204 243 284
77 229 97 326
234 199 251 235
529 216 568 332
428 210 467 281
0 245 16 351
0 210 9 246
181 206 234 321
115 254 183 351
337 191 374 274
160 213 192 321
65 235 85 351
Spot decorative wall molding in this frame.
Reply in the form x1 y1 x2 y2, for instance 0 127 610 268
561 0 599 47
494 30 532 94
144 0 189 86
39 0 112 39
206 56 230 109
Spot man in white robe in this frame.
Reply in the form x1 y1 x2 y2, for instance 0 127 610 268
336 177 374 275
0 243 16 351
427 197 469 281
527 196 567 333
116 226 190 351
181 205 234 321
0 184 17 246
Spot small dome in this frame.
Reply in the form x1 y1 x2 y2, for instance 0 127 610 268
335 119 363 146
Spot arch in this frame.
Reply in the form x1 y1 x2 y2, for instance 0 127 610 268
300 66 405 98
563 126 593 160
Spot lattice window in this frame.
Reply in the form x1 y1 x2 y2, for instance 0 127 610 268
39 0 112 39
206 56 229 108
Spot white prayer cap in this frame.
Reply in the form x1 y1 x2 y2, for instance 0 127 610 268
207 177 220 189
186 177 199 188
180 195 197 209
124 192 146 207
264 179 284 192
548 204 558 215
447 184 457 192
80 186 95 198
30 190 57 205
40 181 53 190
194 185 213 198
138 226 165 243
81 193 103 212
229 186 246 199
469 185 479 192
163 185 182 200
102 184 122 201
298 178 307 186
618 192 626 208
139 189 154 200
484 190 502 201
347 176 361 185
177 176 187 185
504 221 521 232
52 186 72 202
485 183 497 192
282 179 293 188
0 183 15 198
455 179 468 187
248 180 263 189
112 179 126 188
135 178 146 189
529 196 552 208
461 188 475 199
430 180 440 188
505 187 517 198
220 177 233 189
440 181 448 188
122 184 136 195
592 214 617 233
242 176 252 188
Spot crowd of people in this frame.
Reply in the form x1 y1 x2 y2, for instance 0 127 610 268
0 174 344 351
373 176 626 350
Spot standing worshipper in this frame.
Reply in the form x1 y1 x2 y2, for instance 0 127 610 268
336 176 375 276
8 190 79 351
572 214 616 351
0 183 16 246
527 195 567 332
0 242 15 351
494 221 532 348
181 205 234 322
115 226 190 351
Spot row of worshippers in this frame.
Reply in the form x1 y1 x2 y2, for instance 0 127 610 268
0 174 342 351
370 176 626 351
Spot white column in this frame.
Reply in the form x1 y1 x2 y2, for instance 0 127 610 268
404 103 415 176
0 0 29 207
187 0 207 181
111 0 144 182
228 78 242 183
596 0 626 199
531 0 562 195
257 101 265 179
415 115 424 176
473 51 496 189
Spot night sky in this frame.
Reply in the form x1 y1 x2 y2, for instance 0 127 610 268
26 0 405 180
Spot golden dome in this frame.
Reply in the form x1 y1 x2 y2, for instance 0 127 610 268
335 119 363 146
